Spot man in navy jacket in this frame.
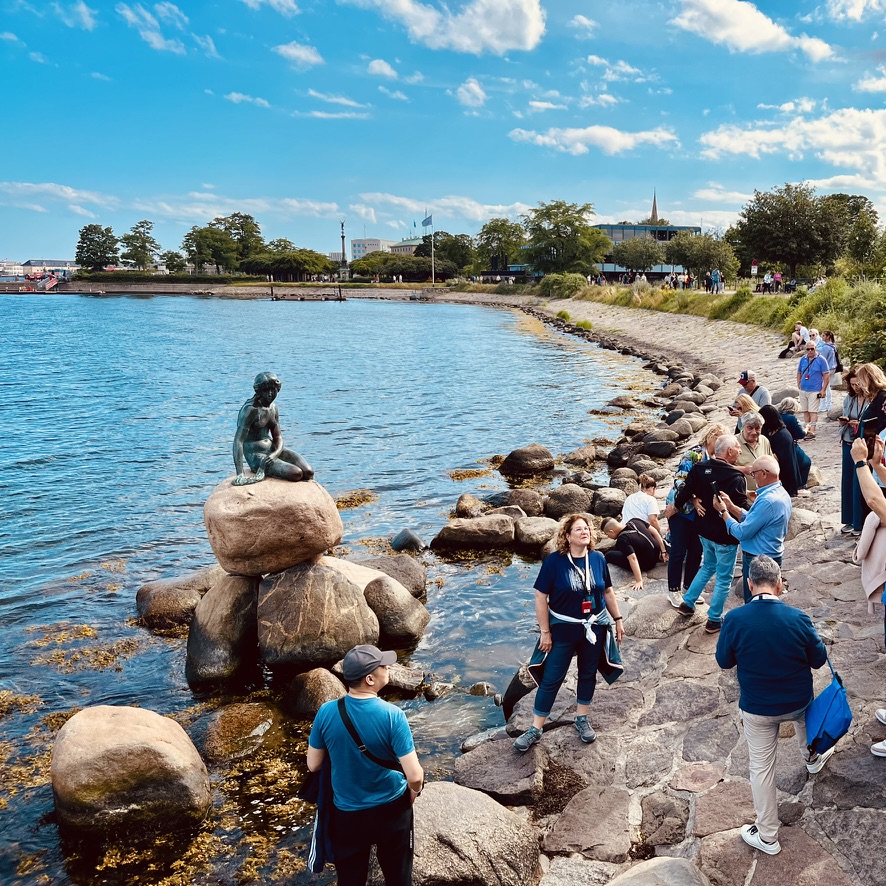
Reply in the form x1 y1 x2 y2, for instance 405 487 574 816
716 556 832 856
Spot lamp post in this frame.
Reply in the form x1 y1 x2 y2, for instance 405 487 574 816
339 221 349 282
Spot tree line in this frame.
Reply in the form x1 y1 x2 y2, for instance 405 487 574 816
73 183 886 283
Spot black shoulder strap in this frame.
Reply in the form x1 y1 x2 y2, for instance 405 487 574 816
337 698 404 773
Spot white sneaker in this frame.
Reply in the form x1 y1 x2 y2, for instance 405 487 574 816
876 708 886 726
872 740 886 757
806 745 836 774
741 824 781 855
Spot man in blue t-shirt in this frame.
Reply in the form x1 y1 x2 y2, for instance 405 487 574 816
796 344 830 438
716 556 831 857
308 645 424 886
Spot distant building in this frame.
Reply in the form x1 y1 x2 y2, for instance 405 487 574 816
389 237 424 256
23 259 78 274
351 238 398 260
0 259 25 277
327 252 345 262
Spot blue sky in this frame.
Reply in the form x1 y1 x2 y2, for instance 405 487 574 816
3 0 886 261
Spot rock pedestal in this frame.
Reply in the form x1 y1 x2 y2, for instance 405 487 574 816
203 478 342 575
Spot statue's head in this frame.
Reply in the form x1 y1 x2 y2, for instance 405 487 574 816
253 372 281 405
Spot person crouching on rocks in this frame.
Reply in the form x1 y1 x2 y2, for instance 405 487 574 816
514 513 625 752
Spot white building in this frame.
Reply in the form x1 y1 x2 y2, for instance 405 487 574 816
350 238 398 260
389 237 424 256
0 259 25 276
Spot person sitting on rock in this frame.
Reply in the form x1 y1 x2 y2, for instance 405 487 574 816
619 474 662 536
233 371 314 485
514 513 625 753
601 515 667 592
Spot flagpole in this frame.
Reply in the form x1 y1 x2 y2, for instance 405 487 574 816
431 220 435 288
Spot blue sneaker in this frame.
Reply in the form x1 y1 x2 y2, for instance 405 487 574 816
514 725 542 752
575 715 596 744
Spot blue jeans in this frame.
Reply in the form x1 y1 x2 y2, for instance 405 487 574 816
741 552 783 603
667 513 702 592
533 621 605 718
682 537 738 623
841 441 870 530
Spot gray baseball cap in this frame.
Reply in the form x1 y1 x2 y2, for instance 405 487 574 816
342 644 397 681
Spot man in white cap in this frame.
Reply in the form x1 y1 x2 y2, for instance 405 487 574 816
307 644 425 886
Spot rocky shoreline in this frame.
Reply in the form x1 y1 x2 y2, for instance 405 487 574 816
442 295 884 886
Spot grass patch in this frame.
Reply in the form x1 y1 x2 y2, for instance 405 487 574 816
556 310 571 321
575 320 593 330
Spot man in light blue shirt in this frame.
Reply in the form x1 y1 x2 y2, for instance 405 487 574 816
712 455 793 603
796 344 830 437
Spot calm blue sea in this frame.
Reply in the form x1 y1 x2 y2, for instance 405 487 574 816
0 293 655 883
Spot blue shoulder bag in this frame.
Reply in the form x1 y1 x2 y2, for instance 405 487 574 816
805 657 853 755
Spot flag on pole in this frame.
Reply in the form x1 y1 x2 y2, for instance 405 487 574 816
422 214 433 227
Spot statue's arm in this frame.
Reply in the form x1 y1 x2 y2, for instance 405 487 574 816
266 409 284 462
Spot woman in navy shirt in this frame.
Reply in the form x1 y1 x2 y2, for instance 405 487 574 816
514 513 625 752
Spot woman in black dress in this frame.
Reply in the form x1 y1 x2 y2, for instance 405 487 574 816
759 405 800 497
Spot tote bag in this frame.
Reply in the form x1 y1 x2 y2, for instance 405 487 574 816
805 657 852 756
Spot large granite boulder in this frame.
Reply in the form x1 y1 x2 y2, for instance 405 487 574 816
563 445 597 466
430 515 515 550
544 484 592 520
51 705 211 832
136 565 225 631
607 857 712 886
203 701 286 764
364 575 431 646
203 478 342 575
499 443 555 477
411 782 541 886
543 785 633 862
283 668 345 719
258 560 379 667
455 493 487 518
391 528 426 552
185 573 259 687
592 487 626 517
453 739 547 805
515 516 559 551
484 489 545 516
360 554 427 598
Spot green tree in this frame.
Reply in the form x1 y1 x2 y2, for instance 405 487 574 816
637 215 670 226
209 212 264 264
240 248 334 281
350 251 457 281
119 219 161 271
182 226 239 274
266 238 296 252
414 232 475 270
732 183 837 278
610 236 665 272
75 224 119 271
475 218 526 272
665 232 739 281
521 200 611 275
160 250 187 273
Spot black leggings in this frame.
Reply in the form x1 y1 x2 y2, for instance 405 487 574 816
332 788 413 886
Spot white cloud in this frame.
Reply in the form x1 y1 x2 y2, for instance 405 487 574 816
699 106 886 191
91 71 111 79
240 0 300 15
273 40 323 67
856 66 886 91
193 34 219 57
0 32 20 41
757 97 817 113
569 14 597 37
28 51 49 63
379 86 409 100
0 181 119 209
528 99 566 111
131 191 340 223
342 0 545 55
153 1 187 28
509 124 678 156
456 76 486 108
670 0 834 62
584 55 651 83
368 58 398 78
404 71 424 84
53 1 97 30
68 204 96 217
349 203 377 223
224 92 271 108
116 3 186 53
301 110 370 119
579 93 620 108
359 191 532 221
692 183 753 203
308 89 367 107
826 0 886 20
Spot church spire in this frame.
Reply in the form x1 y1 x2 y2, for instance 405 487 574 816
650 190 659 224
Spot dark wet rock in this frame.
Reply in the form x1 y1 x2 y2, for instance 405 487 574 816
185 573 259 687
364 575 431 646
499 443 555 477
640 791 689 846
412 782 541 886
455 493 487 518
591 487 626 517
51 705 211 834
204 701 286 763
692 780 754 836
508 489 546 516
136 565 226 631
563 445 597 466
391 528 426 552
624 421 651 437
501 664 537 720
431 514 515 550
282 668 345 719
608 395 639 410
626 455 660 473
642 440 677 459
515 516 559 551
454 738 547 805
670 400 701 414
469 681 496 696
543 785 632 862
639 680 720 727
610 467 638 481
544 484 592 520
386 662 425 695
461 726 509 753
606 443 641 468
258 560 379 668
360 554 427 599
641 428 680 444
661 382 684 398
669 418 695 439
665 410 686 424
